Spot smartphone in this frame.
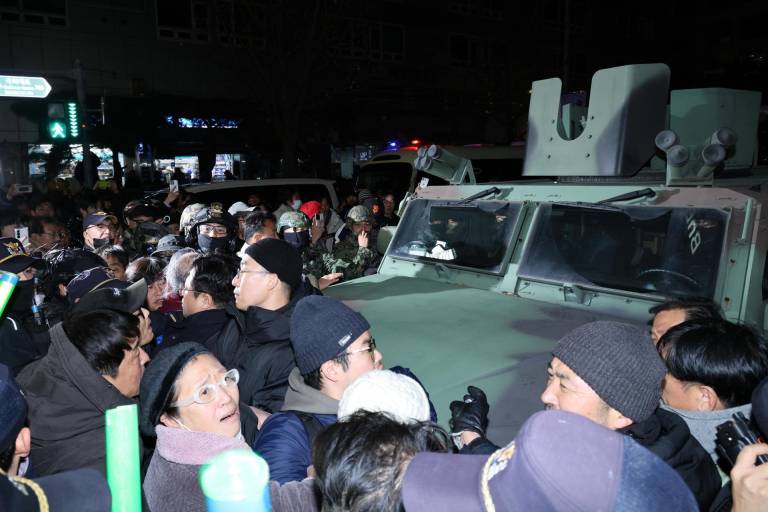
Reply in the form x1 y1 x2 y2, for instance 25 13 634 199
170 180 179 193
14 226 28 241
15 184 33 194
314 213 323 223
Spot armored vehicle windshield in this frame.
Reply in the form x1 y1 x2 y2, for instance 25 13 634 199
388 198 521 274
519 203 727 298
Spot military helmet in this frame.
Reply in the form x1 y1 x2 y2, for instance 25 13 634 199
188 203 235 233
277 211 310 232
179 203 206 236
347 205 374 224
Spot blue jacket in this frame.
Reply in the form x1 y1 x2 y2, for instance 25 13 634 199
253 367 339 483
253 411 337 484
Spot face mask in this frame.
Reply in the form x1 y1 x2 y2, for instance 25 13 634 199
291 199 302 210
92 237 111 249
283 230 310 250
8 280 35 316
198 234 228 253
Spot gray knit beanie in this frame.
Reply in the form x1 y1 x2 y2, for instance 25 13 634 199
553 321 666 422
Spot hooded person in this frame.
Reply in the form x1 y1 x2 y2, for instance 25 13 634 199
253 295 383 484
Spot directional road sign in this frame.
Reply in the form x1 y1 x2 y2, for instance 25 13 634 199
0 75 52 98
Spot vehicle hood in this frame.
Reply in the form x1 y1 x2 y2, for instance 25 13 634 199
325 274 638 442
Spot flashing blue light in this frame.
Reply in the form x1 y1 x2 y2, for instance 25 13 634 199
388 141 397 148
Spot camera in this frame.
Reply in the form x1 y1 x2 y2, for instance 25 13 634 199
715 412 768 469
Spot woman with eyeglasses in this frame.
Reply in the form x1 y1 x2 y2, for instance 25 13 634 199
139 342 257 511
140 342 317 512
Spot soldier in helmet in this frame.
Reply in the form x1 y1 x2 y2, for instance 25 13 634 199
185 203 236 254
304 205 378 282
276 211 341 290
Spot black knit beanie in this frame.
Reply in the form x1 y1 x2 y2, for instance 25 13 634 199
290 295 371 375
139 342 210 437
244 238 302 290
552 321 666 422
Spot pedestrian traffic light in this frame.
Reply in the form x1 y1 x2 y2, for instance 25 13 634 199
43 101 80 141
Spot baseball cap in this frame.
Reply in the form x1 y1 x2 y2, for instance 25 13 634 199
0 237 44 274
402 410 698 512
66 266 127 304
151 234 186 256
82 211 117 230
72 278 148 314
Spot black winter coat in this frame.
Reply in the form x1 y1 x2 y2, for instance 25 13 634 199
212 290 311 413
160 308 230 351
620 407 722 511
17 323 135 476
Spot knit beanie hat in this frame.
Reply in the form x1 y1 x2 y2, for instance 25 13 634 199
290 295 370 375
245 238 303 290
338 370 430 424
139 342 210 437
553 321 666 422
244 238 302 290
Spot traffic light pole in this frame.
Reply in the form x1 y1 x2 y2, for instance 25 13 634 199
73 60 93 188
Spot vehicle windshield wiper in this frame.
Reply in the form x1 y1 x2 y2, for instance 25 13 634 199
457 186 501 205
597 188 656 204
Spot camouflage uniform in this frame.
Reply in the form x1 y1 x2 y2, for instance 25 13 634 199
303 205 378 281
277 211 327 282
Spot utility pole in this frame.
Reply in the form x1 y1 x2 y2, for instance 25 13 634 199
73 60 93 187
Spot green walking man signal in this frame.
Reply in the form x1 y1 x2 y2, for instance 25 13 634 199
45 101 81 141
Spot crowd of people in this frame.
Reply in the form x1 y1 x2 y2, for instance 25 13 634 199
1 180 768 511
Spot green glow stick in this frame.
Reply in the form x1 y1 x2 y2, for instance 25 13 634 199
0 271 19 319
105 404 142 512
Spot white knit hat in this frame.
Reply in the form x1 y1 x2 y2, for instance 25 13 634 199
338 370 430 424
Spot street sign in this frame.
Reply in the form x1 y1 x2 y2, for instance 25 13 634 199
0 75 52 98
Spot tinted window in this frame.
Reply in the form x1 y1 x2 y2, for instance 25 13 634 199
519 204 727 298
388 199 522 274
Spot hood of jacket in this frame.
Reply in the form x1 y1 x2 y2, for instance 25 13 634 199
661 402 753 458
281 367 339 415
17 322 134 442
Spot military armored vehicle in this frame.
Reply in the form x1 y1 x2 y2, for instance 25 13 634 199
325 63 767 443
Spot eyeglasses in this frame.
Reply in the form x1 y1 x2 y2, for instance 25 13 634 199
199 224 228 236
345 337 377 357
236 268 271 277
181 287 200 296
170 369 240 407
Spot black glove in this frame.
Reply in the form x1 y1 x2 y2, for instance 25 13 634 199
449 385 489 436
